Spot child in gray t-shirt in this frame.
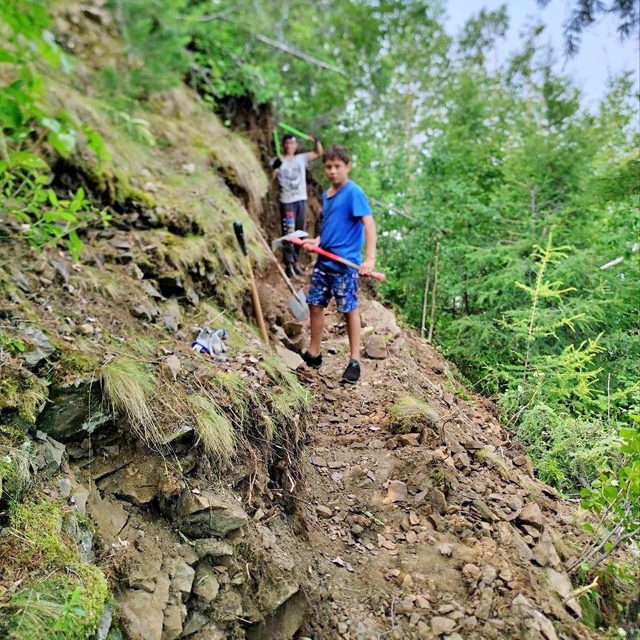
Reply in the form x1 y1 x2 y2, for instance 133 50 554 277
272 133 323 278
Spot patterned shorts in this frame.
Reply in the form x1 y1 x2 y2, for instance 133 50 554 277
307 265 359 313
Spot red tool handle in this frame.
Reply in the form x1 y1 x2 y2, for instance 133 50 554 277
290 237 386 282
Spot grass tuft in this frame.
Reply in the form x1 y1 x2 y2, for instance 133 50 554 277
387 395 438 434
101 356 164 449
187 393 235 461
0 443 32 501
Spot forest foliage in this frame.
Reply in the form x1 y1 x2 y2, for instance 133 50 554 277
1 0 638 619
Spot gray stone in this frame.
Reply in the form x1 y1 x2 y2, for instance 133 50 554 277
171 561 195 595
193 564 220 602
95 603 114 640
59 477 72 498
140 279 165 300
316 505 333 518
131 300 160 321
364 334 388 360
194 538 234 559
163 602 186 640
71 482 90 515
275 345 303 370
545 568 582 618
517 503 544 531
532 530 562 570
472 498 496 522
181 611 207 636
78 529 95 563
431 616 456 635
120 574 170 640
38 381 110 441
110 239 132 250
475 587 494 620
175 490 249 538
385 480 408 503
87 484 128 545
161 313 179 333
11 268 30 292
510 525 534 562
428 488 447 515
98 458 163 506
49 258 70 283
20 325 55 367
33 436 66 476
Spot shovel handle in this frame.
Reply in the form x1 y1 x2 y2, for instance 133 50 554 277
278 122 312 141
289 237 386 282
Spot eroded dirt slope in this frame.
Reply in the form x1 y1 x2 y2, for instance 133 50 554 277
259 266 597 640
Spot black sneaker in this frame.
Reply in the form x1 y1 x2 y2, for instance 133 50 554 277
341 359 361 384
302 351 322 369
292 263 305 277
285 264 299 280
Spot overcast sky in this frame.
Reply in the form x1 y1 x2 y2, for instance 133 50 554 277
444 0 640 108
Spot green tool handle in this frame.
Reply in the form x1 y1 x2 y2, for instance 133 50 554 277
278 121 312 141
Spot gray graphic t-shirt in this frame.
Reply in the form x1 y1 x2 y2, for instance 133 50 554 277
277 154 308 204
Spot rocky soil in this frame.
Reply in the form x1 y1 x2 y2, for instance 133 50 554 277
259 272 598 640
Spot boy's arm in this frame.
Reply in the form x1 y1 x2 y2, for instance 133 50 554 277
304 136 323 162
360 216 377 276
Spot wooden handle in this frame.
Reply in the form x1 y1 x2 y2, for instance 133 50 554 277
234 221 268 344
247 264 269 344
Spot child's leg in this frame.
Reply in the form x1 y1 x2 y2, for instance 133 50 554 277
308 304 324 357
305 266 331 359
345 310 361 361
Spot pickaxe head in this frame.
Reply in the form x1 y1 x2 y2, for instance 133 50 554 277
271 230 309 252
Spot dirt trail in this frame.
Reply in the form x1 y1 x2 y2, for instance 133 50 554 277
260 267 596 639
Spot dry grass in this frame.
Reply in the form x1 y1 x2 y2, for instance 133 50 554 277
388 395 438 434
475 448 511 480
187 393 235 461
101 356 164 450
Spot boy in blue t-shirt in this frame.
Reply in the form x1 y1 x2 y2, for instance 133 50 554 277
301 145 377 384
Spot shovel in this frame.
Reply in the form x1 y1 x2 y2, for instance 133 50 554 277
255 233 309 321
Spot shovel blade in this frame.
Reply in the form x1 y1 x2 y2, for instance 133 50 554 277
288 290 309 321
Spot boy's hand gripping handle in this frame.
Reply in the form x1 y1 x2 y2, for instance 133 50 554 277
290 237 386 282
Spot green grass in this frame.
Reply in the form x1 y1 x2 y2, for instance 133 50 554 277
101 356 164 449
187 393 235 461
387 395 438 434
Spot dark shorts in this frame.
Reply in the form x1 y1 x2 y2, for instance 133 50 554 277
307 265 359 313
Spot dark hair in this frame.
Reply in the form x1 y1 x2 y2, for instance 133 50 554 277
282 133 297 144
322 144 350 164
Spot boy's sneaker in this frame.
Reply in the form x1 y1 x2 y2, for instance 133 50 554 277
285 264 299 279
341 359 361 384
302 351 322 369
292 264 305 276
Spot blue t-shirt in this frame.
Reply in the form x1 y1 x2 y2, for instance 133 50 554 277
318 181 372 273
